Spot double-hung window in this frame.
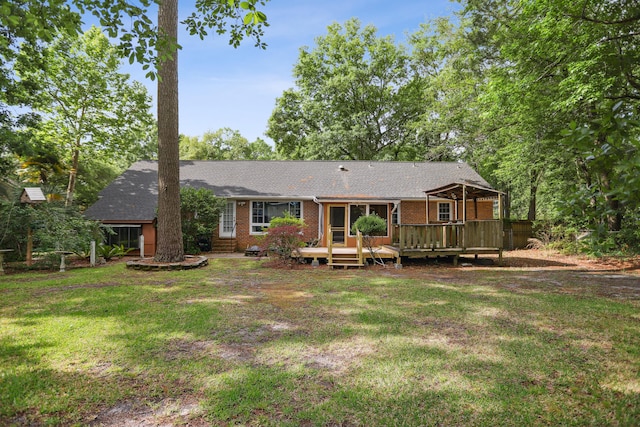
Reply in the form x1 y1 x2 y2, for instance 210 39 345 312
438 202 452 222
251 201 302 233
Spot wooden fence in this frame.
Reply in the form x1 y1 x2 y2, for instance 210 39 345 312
503 220 533 249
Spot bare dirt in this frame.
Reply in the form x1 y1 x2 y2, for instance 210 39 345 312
390 249 640 300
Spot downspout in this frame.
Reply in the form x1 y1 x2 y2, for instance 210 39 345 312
313 196 323 244
391 201 399 220
391 201 400 244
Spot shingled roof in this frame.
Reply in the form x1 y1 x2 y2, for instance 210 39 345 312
85 160 492 222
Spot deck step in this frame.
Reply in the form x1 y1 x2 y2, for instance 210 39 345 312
328 262 364 269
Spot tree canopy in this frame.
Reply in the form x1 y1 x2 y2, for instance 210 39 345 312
179 128 275 160
268 19 428 161
16 26 155 207
268 2 639 252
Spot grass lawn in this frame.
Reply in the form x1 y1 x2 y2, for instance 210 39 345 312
1 255 639 426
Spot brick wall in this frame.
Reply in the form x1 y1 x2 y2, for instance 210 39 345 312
212 199 320 252
400 201 427 224
209 198 495 252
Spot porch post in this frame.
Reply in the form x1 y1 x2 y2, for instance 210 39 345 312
462 184 467 223
426 195 430 224
498 193 504 220
453 196 458 221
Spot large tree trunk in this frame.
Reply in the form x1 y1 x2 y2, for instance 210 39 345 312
154 0 184 262
65 146 80 207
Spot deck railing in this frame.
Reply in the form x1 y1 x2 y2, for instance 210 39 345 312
393 220 504 250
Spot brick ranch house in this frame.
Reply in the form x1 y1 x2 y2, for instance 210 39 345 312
85 160 504 257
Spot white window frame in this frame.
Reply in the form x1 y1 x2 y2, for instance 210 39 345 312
220 201 236 238
250 200 303 235
348 203 389 237
438 202 452 222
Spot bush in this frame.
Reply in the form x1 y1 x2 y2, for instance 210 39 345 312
97 243 134 261
0 195 103 261
351 214 387 266
259 213 307 266
351 214 387 237
180 187 226 254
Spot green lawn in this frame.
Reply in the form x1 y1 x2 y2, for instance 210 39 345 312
1 258 638 426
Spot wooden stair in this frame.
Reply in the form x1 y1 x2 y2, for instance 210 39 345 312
327 226 364 269
328 252 365 269
212 238 237 253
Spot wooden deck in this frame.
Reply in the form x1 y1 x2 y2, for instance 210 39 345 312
392 220 503 265
297 221 504 268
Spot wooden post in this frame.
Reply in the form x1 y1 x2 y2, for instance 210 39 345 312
462 184 467 223
454 198 458 221
26 226 33 266
327 225 333 265
498 194 504 220
139 235 145 258
90 240 96 267
426 195 430 224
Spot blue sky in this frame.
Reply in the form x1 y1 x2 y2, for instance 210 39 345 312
124 0 461 143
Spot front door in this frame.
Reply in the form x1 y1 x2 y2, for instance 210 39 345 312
329 205 346 246
220 201 236 238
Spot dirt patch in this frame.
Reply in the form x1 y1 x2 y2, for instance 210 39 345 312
390 250 640 300
163 338 215 361
89 397 205 427
259 283 314 309
304 337 377 373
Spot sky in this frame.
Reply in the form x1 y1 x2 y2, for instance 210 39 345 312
123 0 461 144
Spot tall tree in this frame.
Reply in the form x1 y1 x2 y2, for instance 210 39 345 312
268 19 426 160
2 0 270 262
0 0 82 186
155 0 182 262
464 0 640 230
16 26 154 207
154 0 269 262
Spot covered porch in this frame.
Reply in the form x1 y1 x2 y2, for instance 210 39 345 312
298 181 505 268
390 182 505 265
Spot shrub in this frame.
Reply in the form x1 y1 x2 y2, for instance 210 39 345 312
351 214 387 266
97 243 134 261
259 213 307 266
0 194 103 261
180 187 226 254
351 214 387 237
